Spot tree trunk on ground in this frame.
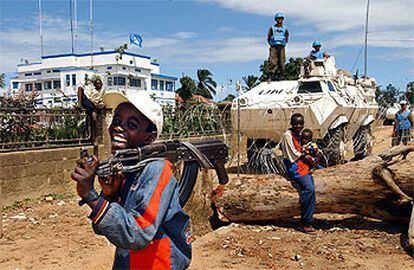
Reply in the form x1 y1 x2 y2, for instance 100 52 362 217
213 145 414 225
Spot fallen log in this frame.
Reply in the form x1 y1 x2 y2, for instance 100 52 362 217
214 145 414 224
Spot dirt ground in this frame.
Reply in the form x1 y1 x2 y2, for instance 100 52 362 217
1 125 413 270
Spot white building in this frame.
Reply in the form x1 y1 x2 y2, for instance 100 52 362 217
9 51 177 107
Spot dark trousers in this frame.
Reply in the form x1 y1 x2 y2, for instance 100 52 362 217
392 129 411 146
292 173 316 225
268 45 286 80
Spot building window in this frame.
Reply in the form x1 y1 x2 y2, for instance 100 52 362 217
53 80 61 89
84 74 89 83
71 74 76 86
130 78 141 87
34 83 42 91
25 84 33 91
47 70 51 73
135 68 141 72
24 73 32 77
65 75 70 86
166 81 174 92
107 77 113 86
159 80 165 91
52 69 60 73
107 66 112 70
12 82 19 89
122 67 127 70
44 81 52 90
113 76 126 86
33 72 41 76
151 79 158 90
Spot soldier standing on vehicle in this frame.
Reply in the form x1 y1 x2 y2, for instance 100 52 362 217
392 100 413 146
267 12 289 81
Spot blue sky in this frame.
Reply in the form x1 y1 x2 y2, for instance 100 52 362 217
0 0 413 100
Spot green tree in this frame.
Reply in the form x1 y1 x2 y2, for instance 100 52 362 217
375 84 400 107
284 57 303 80
242 75 259 90
176 76 197 102
195 69 217 99
114 43 128 61
222 94 236 102
259 57 303 81
259 60 270 82
0 73 5 89
406 81 414 105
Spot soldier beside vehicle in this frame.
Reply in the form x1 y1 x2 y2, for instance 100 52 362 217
392 100 414 146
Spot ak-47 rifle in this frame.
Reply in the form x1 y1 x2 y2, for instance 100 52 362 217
80 139 228 207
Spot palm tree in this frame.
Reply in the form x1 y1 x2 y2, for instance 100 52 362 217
242 75 259 91
196 69 217 99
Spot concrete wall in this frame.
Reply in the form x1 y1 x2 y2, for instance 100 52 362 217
0 110 112 206
0 146 100 205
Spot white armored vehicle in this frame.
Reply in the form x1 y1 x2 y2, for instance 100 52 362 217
231 57 379 165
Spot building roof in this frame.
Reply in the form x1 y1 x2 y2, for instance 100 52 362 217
41 50 152 60
151 73 177 81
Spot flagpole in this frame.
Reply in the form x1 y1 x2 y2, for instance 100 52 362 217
38 0 44 57
69 0 74 54
74 0 77 54
90 0 93 69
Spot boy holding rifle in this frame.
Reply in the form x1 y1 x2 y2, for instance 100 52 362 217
71 92 191 270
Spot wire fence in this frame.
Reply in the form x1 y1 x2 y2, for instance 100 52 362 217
0 108 90 152
0 97 408 176
160 102 232 140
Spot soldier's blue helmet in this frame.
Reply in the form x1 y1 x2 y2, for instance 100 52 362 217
312 41 321 47
274 12 284 20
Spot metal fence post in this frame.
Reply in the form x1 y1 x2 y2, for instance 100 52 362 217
237 98 240 177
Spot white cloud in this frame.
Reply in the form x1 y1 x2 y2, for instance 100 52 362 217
172 32 199 39
205 0 414 33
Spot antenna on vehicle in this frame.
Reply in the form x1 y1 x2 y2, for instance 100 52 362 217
90 0 94 69
363 0 370 78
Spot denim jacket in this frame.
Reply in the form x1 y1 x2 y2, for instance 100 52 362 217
89 159 191 270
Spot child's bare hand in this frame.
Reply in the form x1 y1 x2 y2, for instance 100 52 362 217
71 155 99 198
98 173 124 201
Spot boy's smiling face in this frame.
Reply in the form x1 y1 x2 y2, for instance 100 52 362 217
109 103 156 152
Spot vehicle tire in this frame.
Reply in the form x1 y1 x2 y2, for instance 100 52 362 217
173 161 199 207
352 125 372 161
383 119 394 126
321 125 345 166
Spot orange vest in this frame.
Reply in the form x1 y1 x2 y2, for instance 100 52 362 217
291 131 310 177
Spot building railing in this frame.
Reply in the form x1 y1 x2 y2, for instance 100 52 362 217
0 108 90 152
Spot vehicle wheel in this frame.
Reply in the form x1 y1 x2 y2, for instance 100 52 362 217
321 125 345 166
352 125 372 161
172 161 199 207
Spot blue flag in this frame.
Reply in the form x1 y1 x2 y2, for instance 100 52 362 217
130 33 143 48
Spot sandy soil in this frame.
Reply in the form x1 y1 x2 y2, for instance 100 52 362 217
1 124 413 270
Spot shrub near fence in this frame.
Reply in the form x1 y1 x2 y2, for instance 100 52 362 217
0 108 90 152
